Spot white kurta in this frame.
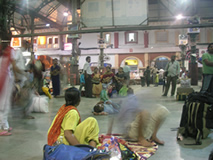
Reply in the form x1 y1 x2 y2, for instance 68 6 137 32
0 49 15 130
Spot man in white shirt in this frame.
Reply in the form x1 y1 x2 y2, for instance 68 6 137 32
83 56 94 98
123 62 131 85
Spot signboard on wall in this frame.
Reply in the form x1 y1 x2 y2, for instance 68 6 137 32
81 0 148 27
64 43 72 50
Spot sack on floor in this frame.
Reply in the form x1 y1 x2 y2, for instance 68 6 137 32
43 144 110 160
32 95 49 113
177 92 213 145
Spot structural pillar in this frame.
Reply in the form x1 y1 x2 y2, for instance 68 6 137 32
188 33 199 85
30 15 35 56
99 31 104 69
70 0 79 85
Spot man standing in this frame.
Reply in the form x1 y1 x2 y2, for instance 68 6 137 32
200 43 213 94
123 62 131 86
83 56 93 98
162 55 180 96
144 66 151 87
50 58 60 97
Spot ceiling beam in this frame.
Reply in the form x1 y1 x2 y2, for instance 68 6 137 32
15 4 62 30
13 23 213 37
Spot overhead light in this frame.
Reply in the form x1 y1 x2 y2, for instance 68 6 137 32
46 24 50 27
63 12 68 16
176 14 184 20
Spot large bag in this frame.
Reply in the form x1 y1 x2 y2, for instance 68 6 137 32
178 92 213 145
43 144 110 160
32 95 49 113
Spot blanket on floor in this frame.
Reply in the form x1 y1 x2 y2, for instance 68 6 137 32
99 134 158 160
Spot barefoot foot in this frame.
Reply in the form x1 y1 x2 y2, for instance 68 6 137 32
138 139 154 147
151 137 164 145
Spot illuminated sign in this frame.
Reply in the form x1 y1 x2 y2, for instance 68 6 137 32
64 43 72 50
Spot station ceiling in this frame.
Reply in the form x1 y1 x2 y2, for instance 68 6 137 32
9 0 213 35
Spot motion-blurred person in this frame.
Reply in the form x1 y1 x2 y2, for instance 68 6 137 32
31 56 45 95
162 55 180 96
200 43 213 94
0 33 27 136
50 58 60 97
123 62 131 86
14 40 28 87
108 88 170 147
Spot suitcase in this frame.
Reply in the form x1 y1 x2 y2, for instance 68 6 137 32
176 87 194 101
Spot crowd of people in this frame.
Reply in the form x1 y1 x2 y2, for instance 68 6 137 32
1 34 212 158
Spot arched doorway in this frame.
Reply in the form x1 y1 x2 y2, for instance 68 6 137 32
120 57 143 71
120 57 143 79
154 56 170 70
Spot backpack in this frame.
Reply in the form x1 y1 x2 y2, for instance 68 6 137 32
43 144 110 160
177 92 213 145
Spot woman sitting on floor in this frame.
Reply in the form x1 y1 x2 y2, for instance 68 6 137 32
47 87 99 147
91 67 102 98
101 66 114 86
114 67 125 93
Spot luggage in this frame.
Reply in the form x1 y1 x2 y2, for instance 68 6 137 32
43 144 110 160
177 92 213 145
176 87 194 101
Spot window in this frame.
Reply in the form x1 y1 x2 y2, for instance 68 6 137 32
125 31 138 44
53 37 59 48
47 37 52 48
104 33 111 44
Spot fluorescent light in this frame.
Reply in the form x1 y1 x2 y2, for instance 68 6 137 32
176 14 183 20
46 24 50 27
63 12 68 16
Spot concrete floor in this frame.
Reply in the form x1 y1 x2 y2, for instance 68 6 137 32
0 82 212 160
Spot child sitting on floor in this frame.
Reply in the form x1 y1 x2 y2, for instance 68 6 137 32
108 88 170 147
47 87 100 147
100 84 109 102
93 100 120 115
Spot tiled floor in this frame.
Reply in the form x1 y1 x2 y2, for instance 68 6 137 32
0 83 212 160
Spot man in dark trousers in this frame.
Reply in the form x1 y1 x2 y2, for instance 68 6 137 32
50 58 60 97
162 55 180 96
83 56 94 98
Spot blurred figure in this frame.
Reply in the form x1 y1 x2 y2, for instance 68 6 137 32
144 66 151 87
123 62 131 86
50 58 60 97
0 33 26 136
14 40 28 87
162 55 180 96
31 56 45 95
108 88 170 147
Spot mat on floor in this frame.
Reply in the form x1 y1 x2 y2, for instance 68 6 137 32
98 134 158 160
